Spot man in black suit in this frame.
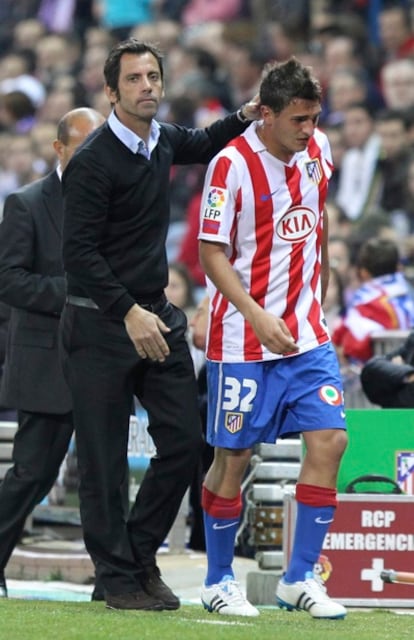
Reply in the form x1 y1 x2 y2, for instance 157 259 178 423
0 107 105 598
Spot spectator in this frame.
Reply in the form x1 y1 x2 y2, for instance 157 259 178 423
336 101 381 222
165 262 197 320
380 58 414 110
374 107 412 236
328 234 357 304
181 0 246 27
324 68 374 127
34 34 80 90
38 88 76 125
0 90 37 133
377 2 414 63
78 45 109 107
37 0 78 34
92 0 153 40
332 237 414 365
0 134 41 211
12 18 45 51
224 42 269 109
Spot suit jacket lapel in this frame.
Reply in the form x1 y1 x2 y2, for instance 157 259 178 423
42 170 63 238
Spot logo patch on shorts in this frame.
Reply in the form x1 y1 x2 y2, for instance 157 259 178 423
224 412 243 434
318 385 342 406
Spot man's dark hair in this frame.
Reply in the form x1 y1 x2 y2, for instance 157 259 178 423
259 57 322 113
357 237 400 277
103 38 164 94
375 107 408 129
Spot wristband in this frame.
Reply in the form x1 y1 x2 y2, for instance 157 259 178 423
236 107 249 123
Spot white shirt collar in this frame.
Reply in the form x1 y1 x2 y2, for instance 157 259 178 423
107 109 160 157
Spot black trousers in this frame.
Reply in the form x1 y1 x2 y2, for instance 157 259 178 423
0 409 73 571
60 302 203 595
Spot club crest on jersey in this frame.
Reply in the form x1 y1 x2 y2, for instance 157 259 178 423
305 158 322 184
201 186 227 234
276 205 317 242
224 412 243 434
318 385 342 406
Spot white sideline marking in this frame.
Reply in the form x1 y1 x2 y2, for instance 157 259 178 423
191 619 253 626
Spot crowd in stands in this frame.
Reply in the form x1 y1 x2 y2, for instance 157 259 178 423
2 1 414 405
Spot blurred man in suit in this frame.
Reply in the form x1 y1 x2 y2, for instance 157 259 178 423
0 107 105 598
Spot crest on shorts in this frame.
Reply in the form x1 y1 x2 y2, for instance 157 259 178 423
305 159 322 184
225 412 243 434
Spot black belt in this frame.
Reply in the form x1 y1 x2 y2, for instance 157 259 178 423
66 294 167 313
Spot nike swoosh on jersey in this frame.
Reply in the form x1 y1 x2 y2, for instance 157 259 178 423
315 517 334 524
260 189 277 202
212 521 239 530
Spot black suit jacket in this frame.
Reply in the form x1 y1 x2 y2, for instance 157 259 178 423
0 170 71 413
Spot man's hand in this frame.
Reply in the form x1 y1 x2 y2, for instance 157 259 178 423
241 93 261 121
250 308 298 355
124 304 171 362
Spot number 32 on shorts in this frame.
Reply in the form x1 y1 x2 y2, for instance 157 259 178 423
222 376 257 412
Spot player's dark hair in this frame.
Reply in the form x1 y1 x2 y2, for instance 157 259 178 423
260 57 322 113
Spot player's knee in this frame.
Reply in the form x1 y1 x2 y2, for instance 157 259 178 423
332 428 348 459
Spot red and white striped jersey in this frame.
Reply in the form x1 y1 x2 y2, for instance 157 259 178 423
198 122 333 363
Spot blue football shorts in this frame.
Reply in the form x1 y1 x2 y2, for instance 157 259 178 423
206 342 346 449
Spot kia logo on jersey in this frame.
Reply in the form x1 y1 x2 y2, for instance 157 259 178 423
276 205 317 242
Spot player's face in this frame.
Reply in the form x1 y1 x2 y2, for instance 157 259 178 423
105 52 164 126
262 99 321 163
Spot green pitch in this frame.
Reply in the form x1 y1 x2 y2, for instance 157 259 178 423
1 601 413 640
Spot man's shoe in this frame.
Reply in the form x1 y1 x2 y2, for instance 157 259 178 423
0 573 7 598
105 590 164 610
201 575 259 617
276 572 347 619
142 566 180 610
91 585 105 601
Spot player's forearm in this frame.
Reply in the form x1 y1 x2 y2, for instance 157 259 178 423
200 242 260 322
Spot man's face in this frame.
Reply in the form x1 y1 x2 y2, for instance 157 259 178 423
262 99 322 163
376 118 407 159
105 52 164 125
343 107 373 149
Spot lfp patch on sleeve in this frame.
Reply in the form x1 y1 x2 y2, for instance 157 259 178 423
201 187 228 234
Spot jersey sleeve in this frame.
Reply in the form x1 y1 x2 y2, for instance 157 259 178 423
198 150 239 246
315 128 334 177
